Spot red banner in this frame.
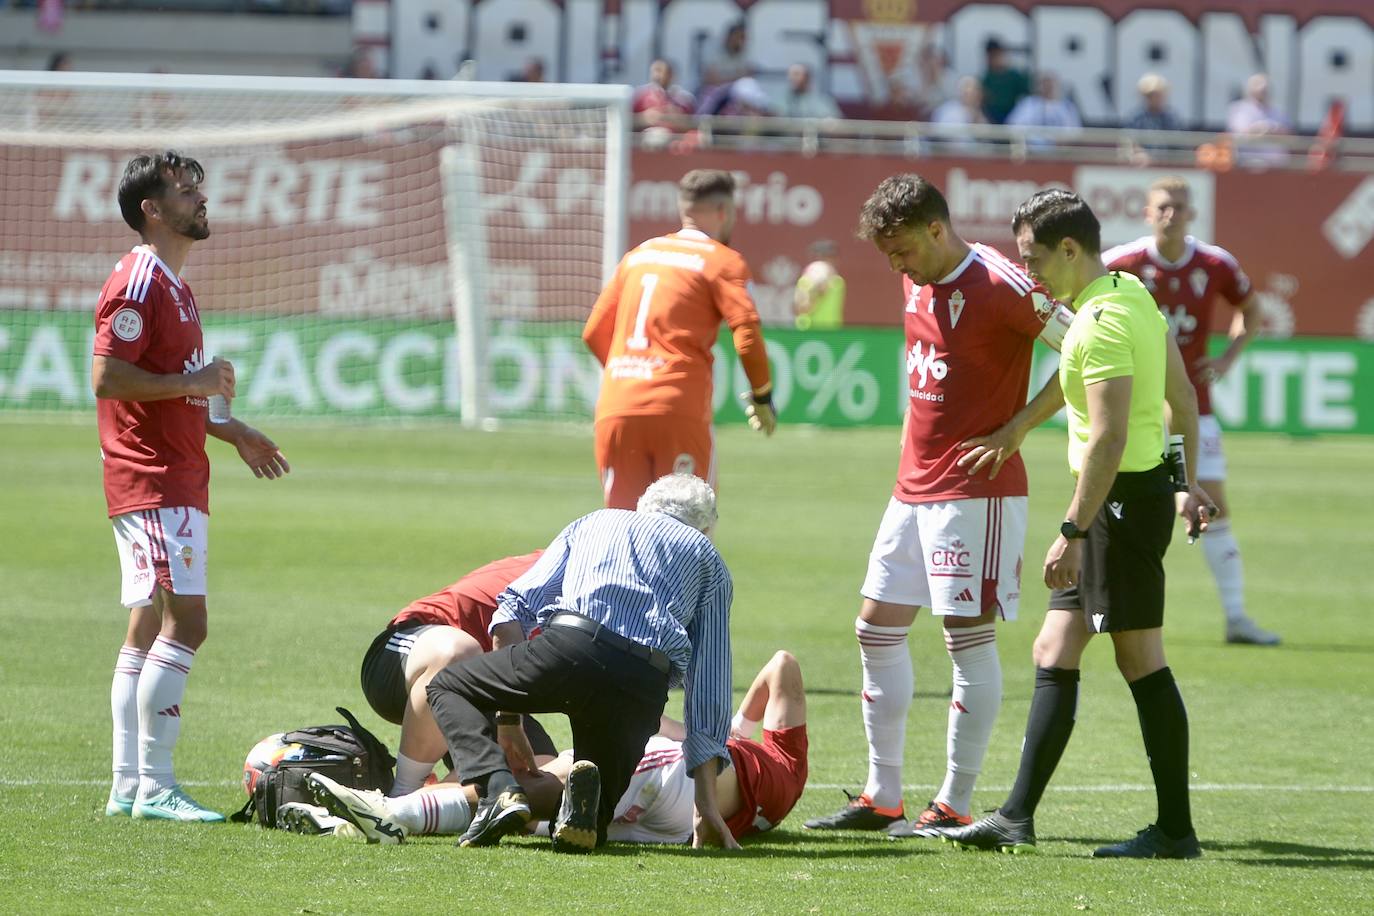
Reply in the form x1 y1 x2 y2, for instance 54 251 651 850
628 149 1374 337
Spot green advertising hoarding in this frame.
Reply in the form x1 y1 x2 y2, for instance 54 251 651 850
1 310 1370 434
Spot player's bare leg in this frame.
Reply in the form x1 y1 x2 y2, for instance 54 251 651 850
131 588 222 821
108 603 161 815
393 626 484 794
1199 479 1278 645
806 600 914 830
732 650 806 738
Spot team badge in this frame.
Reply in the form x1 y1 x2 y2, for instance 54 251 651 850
1189 268 1208 298
111 308 144 342
180 545 195 569
948 290 966 328
132 542 148 571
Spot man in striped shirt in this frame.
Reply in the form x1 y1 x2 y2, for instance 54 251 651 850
426 474 738 852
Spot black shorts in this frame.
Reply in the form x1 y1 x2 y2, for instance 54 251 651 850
359 624 558 757
1048 464 1175 633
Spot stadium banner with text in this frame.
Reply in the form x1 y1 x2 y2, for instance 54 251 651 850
387 0 1374 133
629 151 1374 339
4 310 1371 434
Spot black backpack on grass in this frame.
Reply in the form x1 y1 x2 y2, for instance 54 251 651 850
231 706 395 829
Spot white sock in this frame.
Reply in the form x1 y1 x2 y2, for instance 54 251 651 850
137 635 195 797
388 787 472 835
935 625 1001 817
855 617 912 810
111 646 147 799
390 753 437 797
1202 521 1247 623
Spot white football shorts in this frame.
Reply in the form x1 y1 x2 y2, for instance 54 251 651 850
111 506 209 608
1197 414 1227 482
605 736 694 844
861 495 1027 619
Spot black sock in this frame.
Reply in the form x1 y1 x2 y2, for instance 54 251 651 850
1129 666 1192 838
479 768 518 801
1000 667 1080 820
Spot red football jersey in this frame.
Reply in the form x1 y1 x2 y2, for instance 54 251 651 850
1103 235 1251 415
895 243 1056 503
93 246 209 518
388 552 543 650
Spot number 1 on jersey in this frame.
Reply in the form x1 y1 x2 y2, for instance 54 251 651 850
626 274 659 351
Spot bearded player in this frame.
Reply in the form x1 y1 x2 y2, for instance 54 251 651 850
583 169 776 510
96 151 289 822
358 552 561 796
1103 176 1279 646
805 174 1076 838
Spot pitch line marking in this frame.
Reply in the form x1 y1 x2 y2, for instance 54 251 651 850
4 777 1373 793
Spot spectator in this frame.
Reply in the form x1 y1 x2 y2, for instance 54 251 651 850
979 37 1030 124
773 63 841 119
1126 73 1182 131
1006 73 1080 130
342 49 381 79
698 76 772 118
894 44 959 121
930 77 990 153
517 57 546 83
701 21 752 90
634 59 696 120
1227 73 1291 167
1227 73 1290 137
47 51 72 72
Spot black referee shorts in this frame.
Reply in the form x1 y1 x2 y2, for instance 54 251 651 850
359 623 557 757
1049 464 1175 633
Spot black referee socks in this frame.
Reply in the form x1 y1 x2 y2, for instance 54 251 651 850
1001 666 1081 821
1129 666 1193 839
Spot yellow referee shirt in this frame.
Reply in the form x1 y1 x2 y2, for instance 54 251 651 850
1059 271 1169 475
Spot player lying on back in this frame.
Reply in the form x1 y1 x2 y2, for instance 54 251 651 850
296 651 809 845
358 552 560 795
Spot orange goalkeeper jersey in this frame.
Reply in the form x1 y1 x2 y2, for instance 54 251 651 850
584 229 771 423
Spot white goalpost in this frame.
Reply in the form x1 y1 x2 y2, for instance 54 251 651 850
0 70 629 427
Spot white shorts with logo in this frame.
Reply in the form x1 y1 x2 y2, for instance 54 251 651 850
861 496 1027 619
111 506 209 608
1198 414 1227 482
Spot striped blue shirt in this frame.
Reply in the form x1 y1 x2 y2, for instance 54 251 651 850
491 509 734 773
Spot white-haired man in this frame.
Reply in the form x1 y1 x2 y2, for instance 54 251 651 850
425 474 739 853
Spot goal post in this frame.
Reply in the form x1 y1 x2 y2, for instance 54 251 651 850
0 70 629 426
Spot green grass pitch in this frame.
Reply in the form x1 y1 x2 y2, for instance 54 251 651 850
1 418 1371 914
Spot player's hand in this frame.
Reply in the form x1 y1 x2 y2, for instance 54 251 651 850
692 811 741 850
957 422 1026 480
1194 354 1234 384
1043 535 1082 590
742 392 777 436
234 425 290 480
188 357 235 399
1176 486 1216 542
497 722 538 775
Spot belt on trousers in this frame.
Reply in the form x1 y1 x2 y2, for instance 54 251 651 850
546 611 672 676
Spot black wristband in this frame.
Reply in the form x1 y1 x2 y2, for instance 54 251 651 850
751 389 773 407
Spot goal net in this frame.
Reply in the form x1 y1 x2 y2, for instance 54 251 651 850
0 71 629 426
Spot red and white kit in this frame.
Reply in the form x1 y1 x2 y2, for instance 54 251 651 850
862 243 1070 618
605 736 695 843
94 245 210 606
1104 235 1250 481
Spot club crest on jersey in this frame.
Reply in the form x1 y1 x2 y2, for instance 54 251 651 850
947 290 966 328
1140 265 1157 290
111 308 143 342
180 546 195 569
1189 268 1208 299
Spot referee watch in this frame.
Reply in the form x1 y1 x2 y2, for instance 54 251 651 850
1060 520 1089 540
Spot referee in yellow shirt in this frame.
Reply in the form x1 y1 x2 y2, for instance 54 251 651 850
945 189 1213 859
